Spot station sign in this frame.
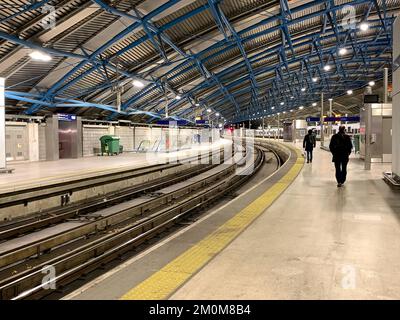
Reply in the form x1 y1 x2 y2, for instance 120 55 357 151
58 113 77 121
156 119 188 126
195 119 209 125
306 116 360 122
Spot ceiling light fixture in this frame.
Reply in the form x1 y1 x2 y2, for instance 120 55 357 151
175 95 182 100
323 65 331 71
29 50 52 62
132 80 145 88
338 48 347 55
312 102 317 107
368 81 375 86
301 87 306 92
347 89 353 95
299 106 304 110
312 77 318 82
360 22 369 31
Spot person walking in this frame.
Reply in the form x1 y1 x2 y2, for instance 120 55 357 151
329 126 353 187
303 129 316 163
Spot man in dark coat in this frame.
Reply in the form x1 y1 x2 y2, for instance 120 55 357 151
329 126 353 187
303 129 316 163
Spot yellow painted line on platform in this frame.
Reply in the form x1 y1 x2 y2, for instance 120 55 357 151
121 144 304 300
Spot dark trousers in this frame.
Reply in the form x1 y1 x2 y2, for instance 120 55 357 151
306 150 313 162
334 159 349 184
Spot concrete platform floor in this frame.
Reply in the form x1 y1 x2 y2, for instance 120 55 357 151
0 140 230 193
170 143 400 300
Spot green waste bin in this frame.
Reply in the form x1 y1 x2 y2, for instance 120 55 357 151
353 134 360 154
100 135 120 156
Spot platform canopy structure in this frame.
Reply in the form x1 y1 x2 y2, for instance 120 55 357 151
0 0 398 124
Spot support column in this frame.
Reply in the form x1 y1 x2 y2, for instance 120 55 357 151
45 115 59 161
392 18 400 178
262 116 265 138
277 113 280 140
384 67 389 104
0 78 5 169
328 98 333 138
320 92 324 147
365 104 372 170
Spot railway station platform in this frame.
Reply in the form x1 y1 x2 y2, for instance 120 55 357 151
0 139 230 193
64 141 400 300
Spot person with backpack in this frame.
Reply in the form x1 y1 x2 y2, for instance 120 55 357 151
303 129 316 163
329 126 353 187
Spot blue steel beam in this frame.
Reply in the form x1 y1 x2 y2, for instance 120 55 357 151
170 30 390 116
130 10 388 116
208 0 261 114
22 0 182 114
0 0 54 25
92 1 243 115
3 0 393 122
86 1 392 117
183 42 390 118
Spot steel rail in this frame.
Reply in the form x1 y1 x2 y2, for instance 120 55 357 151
0 148 226 209
0 163 238 269
0 146 265 300
0 147 228 238
0 163 216 241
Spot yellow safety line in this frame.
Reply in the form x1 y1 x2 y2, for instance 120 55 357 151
121 144 304 300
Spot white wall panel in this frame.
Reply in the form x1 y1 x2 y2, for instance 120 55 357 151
83 125 109 156
115 126 134 152
392 17 400 175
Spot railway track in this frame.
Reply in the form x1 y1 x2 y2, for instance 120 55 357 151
0 164 216 241
0 147 227 232
0 143 277 300
0 148 228 221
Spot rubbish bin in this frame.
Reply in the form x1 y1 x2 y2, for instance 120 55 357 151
99 135 120 155
353 134 360 154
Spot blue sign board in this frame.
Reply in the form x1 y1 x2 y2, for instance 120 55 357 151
156 120 188 126
306 116 360 122
338 116 360 122
195 120 209 125
58 113 77 121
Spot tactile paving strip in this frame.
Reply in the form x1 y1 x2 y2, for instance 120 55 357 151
121 146 304 300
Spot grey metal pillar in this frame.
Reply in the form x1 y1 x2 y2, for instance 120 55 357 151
365 104 372 170
45 115 59 161
328 98 333 138
384 67 389 103
262 116 265 138
0 78 5 169
277 113 280 139
320 92 324 147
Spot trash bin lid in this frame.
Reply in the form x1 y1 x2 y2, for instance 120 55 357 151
100 135 120 142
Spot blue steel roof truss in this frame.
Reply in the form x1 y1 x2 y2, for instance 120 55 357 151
0 0 396 123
